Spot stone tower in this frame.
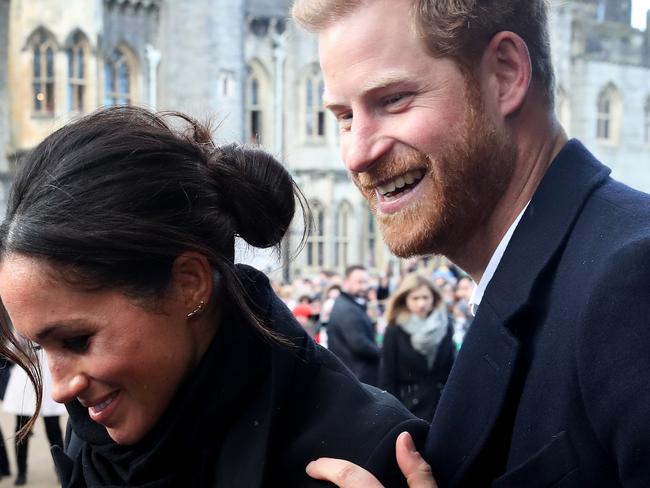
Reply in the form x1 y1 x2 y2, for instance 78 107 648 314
158 0 247 143
597 0 632 25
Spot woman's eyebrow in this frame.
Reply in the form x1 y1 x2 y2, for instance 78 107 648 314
34 320 90 343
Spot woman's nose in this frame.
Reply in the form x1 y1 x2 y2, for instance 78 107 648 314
49 360 89 404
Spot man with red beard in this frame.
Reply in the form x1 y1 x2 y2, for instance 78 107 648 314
292 0 650 487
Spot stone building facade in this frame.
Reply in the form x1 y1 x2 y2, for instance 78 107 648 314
551 0 650 190
0 0 649 280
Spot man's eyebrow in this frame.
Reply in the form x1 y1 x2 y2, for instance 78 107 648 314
323 71 414 109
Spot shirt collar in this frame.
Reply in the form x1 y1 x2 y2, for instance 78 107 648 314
468 203 529 316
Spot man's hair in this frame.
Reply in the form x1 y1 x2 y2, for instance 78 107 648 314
292 0 555 106
344 264 367 278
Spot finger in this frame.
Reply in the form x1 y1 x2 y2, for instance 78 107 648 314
306 458 385 488
396 432 438 488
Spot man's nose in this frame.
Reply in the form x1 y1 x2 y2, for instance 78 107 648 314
342 117 393 174
49 359 89 404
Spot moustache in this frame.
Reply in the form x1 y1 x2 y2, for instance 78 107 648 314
352 150 431 191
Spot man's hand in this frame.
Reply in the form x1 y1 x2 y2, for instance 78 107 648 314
305 432 438 487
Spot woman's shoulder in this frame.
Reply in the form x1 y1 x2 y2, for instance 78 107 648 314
275 355 429 487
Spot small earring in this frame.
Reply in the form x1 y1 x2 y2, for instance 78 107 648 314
187 300 205 318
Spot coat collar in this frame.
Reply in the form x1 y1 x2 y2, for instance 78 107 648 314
426 140 611 486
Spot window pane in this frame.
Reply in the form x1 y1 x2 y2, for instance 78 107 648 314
67 83 73 112
77 48 84 78
318 79 324 106
67 48 73 77
251 78 259 105
77 85 84 111
46 47 54 77
318 111 325 136
33 46 41 78
34 83 42 111
46 82 54 112
306 81 313 108
251 110 261 144
105 64 114 94
118 62 130 96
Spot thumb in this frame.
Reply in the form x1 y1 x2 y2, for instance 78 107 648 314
395 432 438 488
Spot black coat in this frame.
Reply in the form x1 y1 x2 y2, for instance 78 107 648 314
425 140 650 486
57 266 428 487
380 323 455 420
327 292 381 385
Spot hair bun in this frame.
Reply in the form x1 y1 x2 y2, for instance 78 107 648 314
209 144 297 249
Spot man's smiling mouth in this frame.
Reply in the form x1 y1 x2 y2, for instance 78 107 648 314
377 169 426 201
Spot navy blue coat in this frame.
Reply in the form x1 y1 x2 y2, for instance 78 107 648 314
425 140 650 487
327 292 381 385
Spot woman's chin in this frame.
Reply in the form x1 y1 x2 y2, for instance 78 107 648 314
106 426 144 446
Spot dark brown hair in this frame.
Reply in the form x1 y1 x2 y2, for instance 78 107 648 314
0 106 307 436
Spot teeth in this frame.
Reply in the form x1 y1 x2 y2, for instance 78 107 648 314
377 181 396 194
377 169 425 196
91 396 114 414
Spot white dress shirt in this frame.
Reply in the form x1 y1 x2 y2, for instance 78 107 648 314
468 204 529 316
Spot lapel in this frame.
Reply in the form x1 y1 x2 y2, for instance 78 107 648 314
426 140 611 486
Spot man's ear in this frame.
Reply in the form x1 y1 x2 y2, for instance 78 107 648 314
171 252 214 315
479 31 532 118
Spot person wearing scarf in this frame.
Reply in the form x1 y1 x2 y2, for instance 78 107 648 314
0 107 428 488
380 274 456 421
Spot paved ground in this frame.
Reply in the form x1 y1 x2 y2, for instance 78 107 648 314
0 409 63 487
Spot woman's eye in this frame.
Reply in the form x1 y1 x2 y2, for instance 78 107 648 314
63 335 90 352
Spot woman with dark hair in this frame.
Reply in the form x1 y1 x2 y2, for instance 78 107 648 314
0 107 427 487
381 274 456 421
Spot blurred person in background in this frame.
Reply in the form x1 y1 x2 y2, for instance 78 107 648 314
380 274 455 420
3 346 65 485
316 284 341 347
452 276 475 351
327 265 381 385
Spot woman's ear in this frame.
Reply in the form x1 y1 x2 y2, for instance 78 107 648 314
479 31 532 118
171 252 214 317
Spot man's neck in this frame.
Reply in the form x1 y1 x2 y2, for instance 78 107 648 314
452 119 568 283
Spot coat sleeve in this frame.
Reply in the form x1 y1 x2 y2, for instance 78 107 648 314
380 326 400 396
576 239 650 486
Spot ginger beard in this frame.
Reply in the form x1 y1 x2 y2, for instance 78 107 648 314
352 89 517 258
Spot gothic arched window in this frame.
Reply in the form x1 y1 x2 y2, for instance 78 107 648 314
304 69 326 141
32 30 56 115
335 201 352 269
596 83 621 144
306 201 326 268
104 48 135 106
66 31 88 112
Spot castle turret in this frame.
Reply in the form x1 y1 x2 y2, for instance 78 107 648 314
597 0 632 25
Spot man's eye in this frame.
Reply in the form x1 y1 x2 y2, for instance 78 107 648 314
384 93 411 107
337 112 353 129
63 335 90 352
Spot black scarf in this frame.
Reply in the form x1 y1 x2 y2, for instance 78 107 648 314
54 302 271 488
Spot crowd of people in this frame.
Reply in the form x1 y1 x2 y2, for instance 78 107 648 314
275 260 475 419
278 259 474 352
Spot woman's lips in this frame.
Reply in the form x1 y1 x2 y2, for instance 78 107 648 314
86 391 120 425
